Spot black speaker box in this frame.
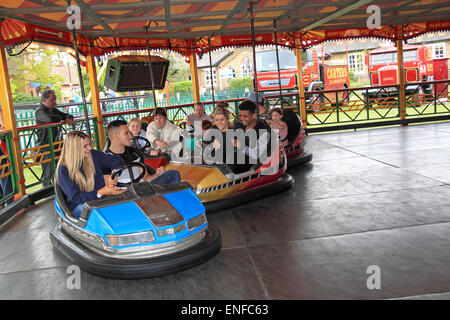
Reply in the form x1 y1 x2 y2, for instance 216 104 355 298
104 55 169 92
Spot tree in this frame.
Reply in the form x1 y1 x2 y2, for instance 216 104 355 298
8 48 64 102
159 52 191 82
230 76 252 89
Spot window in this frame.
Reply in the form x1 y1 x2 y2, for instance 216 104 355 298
348 52 365 74
429 43 446 59
255 50 297 72
403 49 418 62
205 69 217 87
220 66 236 79
240 58 252 77
370 52 395 65
369 49 418 65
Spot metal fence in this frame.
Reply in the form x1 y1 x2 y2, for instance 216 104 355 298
0 131 18 206
14 88 250 128
1 79 449 206
298 79 450 132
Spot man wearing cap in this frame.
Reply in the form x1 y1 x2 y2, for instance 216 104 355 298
247 93 271 121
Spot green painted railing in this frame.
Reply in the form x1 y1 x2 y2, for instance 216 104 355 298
2 79 448 205
0 131 18 206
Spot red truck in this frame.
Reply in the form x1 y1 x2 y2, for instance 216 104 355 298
365 44 449 100
254 48 350 107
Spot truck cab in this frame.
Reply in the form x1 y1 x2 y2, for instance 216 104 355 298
366 44 448 100
254 48 349 109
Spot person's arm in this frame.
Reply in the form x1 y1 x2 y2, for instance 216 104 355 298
53 108 74 125
145 122 158 146
91 149 124 171
163 123 182 152
243 130 269 160
270 120 285 130
185 113 193 126
185 114 195 132
147 124 164 155
167 122 181 143
55 108 74 121
57 165 98 206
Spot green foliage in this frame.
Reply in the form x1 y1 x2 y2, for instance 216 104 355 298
230 76 252 89
172 80 192 92
12 92 41 104
98 65 106 93
349 70 356 82
159 52 190 82
8 49 64 103
81 68 90 95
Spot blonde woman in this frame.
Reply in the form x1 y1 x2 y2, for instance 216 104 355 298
55 131 125 218
203 104 234 164
211 103 233 132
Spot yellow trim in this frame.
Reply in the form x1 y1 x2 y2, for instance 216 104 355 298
189 52 201 103
166 163 230 188
294 35 307 127
166 162 265 203
0 40 25 195
87 51 106 150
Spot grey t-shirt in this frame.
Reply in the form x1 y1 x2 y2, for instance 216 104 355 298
186 113 213 131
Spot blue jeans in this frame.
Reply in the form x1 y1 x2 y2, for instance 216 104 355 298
150 170 180 185
72 204 84 219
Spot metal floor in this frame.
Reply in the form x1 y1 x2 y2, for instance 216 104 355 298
1 122 450 300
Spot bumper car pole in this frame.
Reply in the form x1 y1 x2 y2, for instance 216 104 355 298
67 0 91 138
249 1 260 122
208 38 215 107
144 24 158 109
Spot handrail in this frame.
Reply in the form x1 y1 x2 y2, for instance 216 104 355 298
1 78 448 214
17 117 94 132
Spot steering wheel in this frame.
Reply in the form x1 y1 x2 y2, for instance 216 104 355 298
131 135 151 152
111 162 147 188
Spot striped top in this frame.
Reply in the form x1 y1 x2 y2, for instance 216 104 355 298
278 127 289 146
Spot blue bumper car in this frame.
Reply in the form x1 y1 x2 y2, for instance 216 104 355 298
50 163 222 279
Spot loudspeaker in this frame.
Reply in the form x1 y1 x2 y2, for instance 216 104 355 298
104 55 169 92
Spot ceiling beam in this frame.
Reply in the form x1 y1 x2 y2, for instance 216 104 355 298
215 0 250 36
82 16 281 36
163 0 174 34
74 0 114 33
0 1 163 15
303 0 374 32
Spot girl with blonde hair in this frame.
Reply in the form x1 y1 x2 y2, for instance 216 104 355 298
203 103 235 164
212 103 233 131
128 117 148 149
55 131 125 218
